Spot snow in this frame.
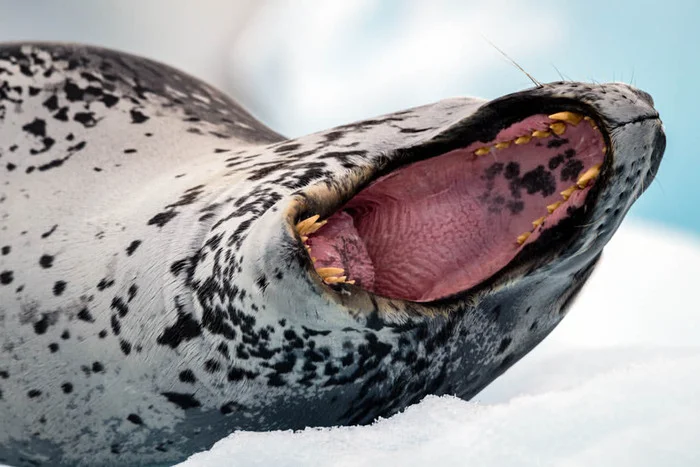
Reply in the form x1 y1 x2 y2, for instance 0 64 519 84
179 221 700 467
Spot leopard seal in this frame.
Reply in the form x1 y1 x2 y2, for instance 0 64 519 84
0 43 665 466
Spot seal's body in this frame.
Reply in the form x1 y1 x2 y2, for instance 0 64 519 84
0 44 664 466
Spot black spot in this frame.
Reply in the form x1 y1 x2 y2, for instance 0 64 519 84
267 374 286 387
33 314 50 335
123 148 137 154
127 284 138 302
125 240 141 256
63 81 84 101
548 154 564 170
127 414 143 425
496 337 512 355
504 162 520 179
48 343 59 353
130 109 149 124
111 315 121 335
92 362 104 372
1 246 10 255
97 278 115 290
27 389 42 398
148 211 177 228
272 354 297 374
160 392 201 410
111 297 129 318
204 359 221 373
561 159 584 182
53 280 67 296
22 118 46 137
39 254 54 268
547 138 569 148
564 148 576 159
0 271 13 285
179 369 196 384
520 165 556 197
119 339 132 355
73 111 97 128
227 366 258 381
98 330 108 339
157 311 202 349
61 382 73 394
53 107 69 122
42 95 59 111
61 330 70 340
255 275 268 291
76 307 94 323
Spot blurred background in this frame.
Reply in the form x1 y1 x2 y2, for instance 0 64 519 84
0 0 697 235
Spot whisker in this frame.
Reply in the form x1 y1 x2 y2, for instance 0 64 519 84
481 35 542 87
551 64 568 82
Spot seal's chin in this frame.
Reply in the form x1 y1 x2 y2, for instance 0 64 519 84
297 111 607 302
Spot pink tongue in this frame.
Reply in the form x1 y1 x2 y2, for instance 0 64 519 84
308 114 605 301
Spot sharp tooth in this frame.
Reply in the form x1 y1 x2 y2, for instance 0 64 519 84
549 122 567 135
549 111 583 126
301 236 308 242
516 232 531 245
324 276 347 284
311 257 317 263
304 220 327 235
532 216 546 228
345 280 356 285
495 142 511 150
560 185 577 200
547 201 562 213
296 215 320 234
577 163 602 188
514 135 532 145
475 147 491 156
316 267 345 278
532 130 551 138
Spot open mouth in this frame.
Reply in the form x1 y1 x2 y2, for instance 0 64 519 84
295 111 607 302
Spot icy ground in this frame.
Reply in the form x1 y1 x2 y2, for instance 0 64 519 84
180 221 700 467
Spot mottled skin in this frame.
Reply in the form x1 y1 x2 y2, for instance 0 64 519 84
0 44 664 466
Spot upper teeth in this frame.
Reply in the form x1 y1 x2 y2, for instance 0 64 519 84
549 111 584 125
472 111 600 158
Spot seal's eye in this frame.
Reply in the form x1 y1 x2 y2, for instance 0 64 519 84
297 111 607 302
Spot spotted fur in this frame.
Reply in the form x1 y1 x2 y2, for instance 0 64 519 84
0 44 664 466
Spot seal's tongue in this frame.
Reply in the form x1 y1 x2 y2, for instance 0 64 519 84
305 112 605 302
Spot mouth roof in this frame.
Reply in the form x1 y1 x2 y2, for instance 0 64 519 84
296 111 607 302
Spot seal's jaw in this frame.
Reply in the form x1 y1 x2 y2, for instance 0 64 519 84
294 111 608 302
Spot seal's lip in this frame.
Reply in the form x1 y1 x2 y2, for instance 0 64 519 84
288 98 613 307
